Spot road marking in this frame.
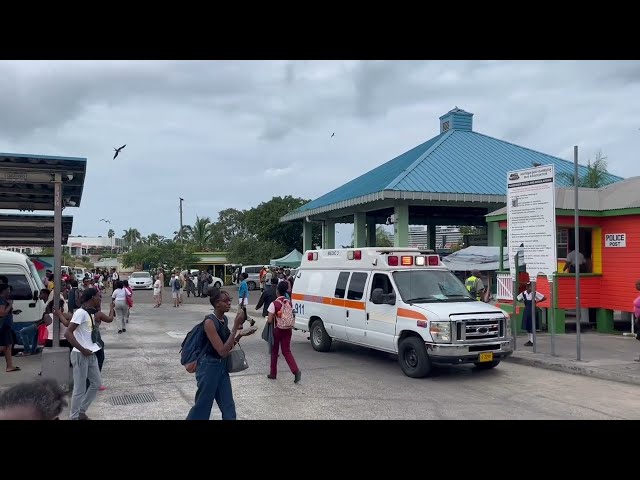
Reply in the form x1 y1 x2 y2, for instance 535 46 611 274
166 331 188 339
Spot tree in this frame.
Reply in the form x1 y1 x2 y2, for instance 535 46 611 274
184 216 214 251
227 237 286 265
107 229 115 252
557 150 613 188
122 228 142 251
216 208 249 248
121 241 196 271
376 226 393 247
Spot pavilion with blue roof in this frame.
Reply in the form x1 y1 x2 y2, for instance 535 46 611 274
281 108 623 252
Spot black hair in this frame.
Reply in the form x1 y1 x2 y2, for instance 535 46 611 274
0 378 67 420
115 280 124 290
123 280 129 288
40 289 50 297
277 281 288 296
241 272 249 279
270 277 279 285
0 284 9 295
81 287 99 304
71 280 78 288
207 287 230 307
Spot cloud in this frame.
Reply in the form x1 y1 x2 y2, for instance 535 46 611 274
0 60 638 242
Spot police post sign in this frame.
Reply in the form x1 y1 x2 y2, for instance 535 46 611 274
604 233 626 248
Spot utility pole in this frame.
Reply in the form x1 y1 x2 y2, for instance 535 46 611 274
179 197 184 244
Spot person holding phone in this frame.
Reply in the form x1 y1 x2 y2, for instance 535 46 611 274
186 288 253 420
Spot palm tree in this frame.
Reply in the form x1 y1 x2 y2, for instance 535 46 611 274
122 228 142 251
107 229 115 253
557 150 613 188
173 225 190 243
146 233 164 246
184 216 213 251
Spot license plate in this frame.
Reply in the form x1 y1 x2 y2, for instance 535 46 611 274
479 352 493 362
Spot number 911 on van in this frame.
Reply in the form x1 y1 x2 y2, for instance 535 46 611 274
292 248 513 378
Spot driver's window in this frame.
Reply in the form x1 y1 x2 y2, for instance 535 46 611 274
369 273 394 301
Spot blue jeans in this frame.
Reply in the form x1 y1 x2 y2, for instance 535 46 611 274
186 356 236 420
18 324 39 354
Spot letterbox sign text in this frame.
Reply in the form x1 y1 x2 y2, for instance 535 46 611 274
605 233 626 248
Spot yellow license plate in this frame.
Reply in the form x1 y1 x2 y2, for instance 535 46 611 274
479 352 494 362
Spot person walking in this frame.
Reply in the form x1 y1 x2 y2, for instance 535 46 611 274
186 289 246 420
266 281 301 383
64 288 103 420
111 280 128 333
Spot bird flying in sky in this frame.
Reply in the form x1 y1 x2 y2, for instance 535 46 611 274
100 219 111 223
331 132 335 138
113 144 126 160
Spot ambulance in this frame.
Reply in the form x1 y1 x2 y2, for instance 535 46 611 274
292 247 513 378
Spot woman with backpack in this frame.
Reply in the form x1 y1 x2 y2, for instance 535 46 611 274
266 281 301 383
186 289 246 420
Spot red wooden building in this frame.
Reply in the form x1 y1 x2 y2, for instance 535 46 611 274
487 176 640 333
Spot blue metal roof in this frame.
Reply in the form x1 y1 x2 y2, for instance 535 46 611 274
294 121 623 215
297 133 446 213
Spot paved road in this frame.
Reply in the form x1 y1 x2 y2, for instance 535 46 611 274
128 285 262 306
69 297 640 420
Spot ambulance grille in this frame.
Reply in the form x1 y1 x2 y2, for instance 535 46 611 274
455 319 503 341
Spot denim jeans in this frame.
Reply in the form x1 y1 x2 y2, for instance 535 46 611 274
18 324 39 354
186 356 236 420
70 350 102 420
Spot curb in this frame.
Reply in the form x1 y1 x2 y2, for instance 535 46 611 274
505 352 640 387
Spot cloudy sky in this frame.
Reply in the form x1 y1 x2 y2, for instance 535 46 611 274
1 60 639 248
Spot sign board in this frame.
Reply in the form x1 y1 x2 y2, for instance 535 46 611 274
507 165 557 280
604 233 626 248
464 234 488 246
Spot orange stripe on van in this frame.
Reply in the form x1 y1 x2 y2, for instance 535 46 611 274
397 308 427 321
291 292 365 310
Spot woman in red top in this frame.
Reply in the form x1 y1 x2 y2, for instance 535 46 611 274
266 281 301 383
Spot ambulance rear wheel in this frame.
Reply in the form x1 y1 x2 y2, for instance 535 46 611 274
398 336 432 378
310 320 332 352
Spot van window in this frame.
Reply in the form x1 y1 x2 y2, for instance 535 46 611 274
347 272 368 301
2 274 33 301
370 273 394 299
334 272 350 299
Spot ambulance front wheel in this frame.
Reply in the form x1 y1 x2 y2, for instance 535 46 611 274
398 336 432 378
310 320 332 352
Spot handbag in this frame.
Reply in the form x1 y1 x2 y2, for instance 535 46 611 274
227 344 249 373
261 321 274 353
37 323 48 346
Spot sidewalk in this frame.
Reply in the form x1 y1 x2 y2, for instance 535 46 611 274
507 331 640 386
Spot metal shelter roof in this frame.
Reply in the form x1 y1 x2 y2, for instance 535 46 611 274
282 108 623 222
0 152 87 211
0 214 74 247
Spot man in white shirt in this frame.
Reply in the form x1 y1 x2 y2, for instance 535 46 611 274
64 287 102 420
153 275 162 308
563 248 586 273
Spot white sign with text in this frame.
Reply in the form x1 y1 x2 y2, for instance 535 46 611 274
507 165 557 280
604 233 626 248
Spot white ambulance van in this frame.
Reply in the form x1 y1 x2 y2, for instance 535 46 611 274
292 247 513 378
0 250 46 343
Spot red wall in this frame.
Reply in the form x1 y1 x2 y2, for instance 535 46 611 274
600 215 640 312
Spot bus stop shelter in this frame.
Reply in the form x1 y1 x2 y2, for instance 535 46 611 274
0 152 86 383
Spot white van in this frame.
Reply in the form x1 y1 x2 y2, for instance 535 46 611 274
292 247 513 378
0 250 46 342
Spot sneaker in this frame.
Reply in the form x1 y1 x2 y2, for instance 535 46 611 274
79 412 90 420
523 341 533 346
267 374 276 380
249 319 255 327
122 328 126 332
99 385 107 391
118 330 122 334
294 371 301 383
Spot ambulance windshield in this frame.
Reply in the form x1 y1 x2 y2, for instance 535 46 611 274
392 270 474 303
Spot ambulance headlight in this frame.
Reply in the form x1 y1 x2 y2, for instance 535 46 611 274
504 314 511 337
429 321 451 343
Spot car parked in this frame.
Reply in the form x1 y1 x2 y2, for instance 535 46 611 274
128 271 153 290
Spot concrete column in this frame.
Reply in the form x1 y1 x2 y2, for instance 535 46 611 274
366 219 376 247
303 220 313 253
487 221 501 247
322 220 336 249
393 204 409 247
354 212 367 248
428 225 436 250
